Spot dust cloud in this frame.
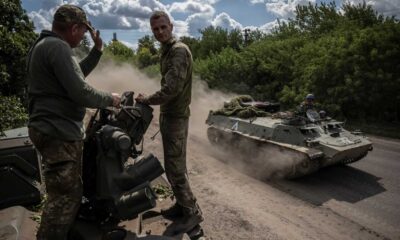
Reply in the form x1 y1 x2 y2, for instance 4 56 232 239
87 60 161 100
86 60 308 180
206 134 308 180
87 60 233 139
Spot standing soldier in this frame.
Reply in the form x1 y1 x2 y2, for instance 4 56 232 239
135 11 204 236
26 4 121 239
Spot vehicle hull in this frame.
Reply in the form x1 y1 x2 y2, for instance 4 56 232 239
206 113 372 179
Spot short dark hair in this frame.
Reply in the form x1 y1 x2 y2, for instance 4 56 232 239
52 21 74 32
150 11 171 23
52 21 86 32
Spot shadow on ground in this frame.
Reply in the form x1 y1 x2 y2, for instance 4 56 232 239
269 165 386 206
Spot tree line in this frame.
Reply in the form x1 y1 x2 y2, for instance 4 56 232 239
134 2 400 123
1 1 399 134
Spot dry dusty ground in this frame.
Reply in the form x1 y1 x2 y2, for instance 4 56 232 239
85 62 393 240
142 115 387 240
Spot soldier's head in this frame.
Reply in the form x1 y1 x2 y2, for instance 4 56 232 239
150 11 173 44
305 93 315 105
52 4 94 48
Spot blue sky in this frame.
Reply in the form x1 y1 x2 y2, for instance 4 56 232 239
21 0 400 50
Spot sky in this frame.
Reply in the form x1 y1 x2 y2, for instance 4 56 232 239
21 0 400 50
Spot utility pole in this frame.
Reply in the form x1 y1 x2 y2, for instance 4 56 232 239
244 29 250 46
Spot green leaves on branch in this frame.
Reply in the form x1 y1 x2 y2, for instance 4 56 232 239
0 0 36 98
136 35 158 68
104 40 134 63
0 96 28 135
195 2 400 122
0 0 36 131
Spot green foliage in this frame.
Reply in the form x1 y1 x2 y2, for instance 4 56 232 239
0 0 36 99
197 26 229 59
28 194 47 224
196 48 244 92
293 2 341 35
246 29 267 45
342 2 386 27
180 36 200 59
137 35 157 55
137 47 159 69
152 184 173 199
193 26 247 60
140 64 160 79
136 35 159 68
0 0 35 132
195 2 400 123
103 40 134 62
0 96 28 135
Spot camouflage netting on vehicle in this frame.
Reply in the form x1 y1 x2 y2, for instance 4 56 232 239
211 95 271 118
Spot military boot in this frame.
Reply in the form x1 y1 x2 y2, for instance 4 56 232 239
164 206 204 236
187 224 205 240
161 202 184 219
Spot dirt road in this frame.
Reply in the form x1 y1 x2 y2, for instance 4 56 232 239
143 118 393 240
90 63 398 240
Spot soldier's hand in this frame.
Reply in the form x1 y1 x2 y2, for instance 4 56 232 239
89 26 103 51
111 93 121 108
135 93 147 103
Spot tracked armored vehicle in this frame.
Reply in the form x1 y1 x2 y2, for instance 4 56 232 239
206 97 373 178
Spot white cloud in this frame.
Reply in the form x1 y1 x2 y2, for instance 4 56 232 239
193 0 221 4
169 1 215 15
259 18 283 32
28 0 170 31
243 18 282 35
174 2 242 37
249 0 265 4
23 0 400 49
173 20 190 38
109 0 153 19
345 0 400 18
265 0 316 19
186 13 213 36
120 40 138 50
28 9 52 31
138 0 167 11
212 12 243 30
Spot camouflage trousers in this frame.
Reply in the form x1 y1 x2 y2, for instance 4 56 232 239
28 128 83 240
160 115 200 215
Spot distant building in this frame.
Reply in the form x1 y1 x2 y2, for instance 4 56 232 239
113 32 117 41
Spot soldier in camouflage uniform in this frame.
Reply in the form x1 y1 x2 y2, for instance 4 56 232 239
136 11 204 236
296 93 315 116
26 5 121 240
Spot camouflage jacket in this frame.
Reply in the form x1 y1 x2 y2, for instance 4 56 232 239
145 38 193 118
27 30 113 141
296 102 315 116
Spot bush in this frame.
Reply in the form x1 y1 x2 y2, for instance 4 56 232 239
0 96 28 135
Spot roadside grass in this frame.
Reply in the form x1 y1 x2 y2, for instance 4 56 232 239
152 184 173 200
27 194 47 224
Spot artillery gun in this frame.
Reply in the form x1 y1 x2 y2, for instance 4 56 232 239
206 97 373 179
0 91 165 239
